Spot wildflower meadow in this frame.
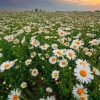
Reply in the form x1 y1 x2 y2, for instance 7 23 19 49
0 11 100 100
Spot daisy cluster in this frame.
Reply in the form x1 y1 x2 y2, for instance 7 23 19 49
0 11 100 100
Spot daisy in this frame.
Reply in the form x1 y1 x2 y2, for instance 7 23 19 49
49 56 57 64
14 39 19 44
72 84 88 100
89 39 99 46
31 68 39 76
70 43 79 50
51 44 58 50
64 42 69 46
8 89 21 100
0 60 15 72
85 51 92 57
72 39 84 47
46 96 56 100
30 38 40 47
51 70 59 80
45 53 49 58
83 48 89 52
39 98 45 100
40 44 49 50
92 67 100 76
74 67 94 83
66 49 76 60
58 30 66 37
20 82 27 88
59 59 68 68
59 38 66 44
53 49 63 57
4 35 14 42
76 59 90 68
23 26 31 33
31 52 36 58
46 87 53 93
25 59 32 66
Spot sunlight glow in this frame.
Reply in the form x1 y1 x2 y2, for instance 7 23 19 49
56 0 100 5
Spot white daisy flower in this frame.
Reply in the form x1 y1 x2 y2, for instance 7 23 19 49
92 67 100 76
31 69 39 76
23 26 31 32
59 59 68 68
30 38 40 47
46 87 53 93
70 44 79 50
89 39 99 46
40 44 49 50
20 82 27 88
49 56 57 64
14 39 19 44
74 67 94 84
72 39 84 47
8 89 21 100
31 52 36 58
51 44 58 50
72 84 88 100
85 51 92 57
0 60 15 72
51 70 59 80
25 59 32 66
39 98 45 100
76 59 90 68
58 30 66 37
46 96 56 100
66 49 76 60
53 49 63 57
4 35 14 42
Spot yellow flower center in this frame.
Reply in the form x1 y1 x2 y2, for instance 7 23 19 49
75 41 80 45
60 32 64 35
57 51 62 55
77 88 85 96
13 95 18 100
80 62 86 67
93 40 97 44
51 58 56 62
43 46 46 49
68 52 72 57
4 64 10 69
32 41 37 45
73 45 77 48
32 70 37 74
62 61 66 65
54 73 58 78
80 70 87 77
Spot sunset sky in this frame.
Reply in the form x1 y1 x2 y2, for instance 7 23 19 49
0 0 100 11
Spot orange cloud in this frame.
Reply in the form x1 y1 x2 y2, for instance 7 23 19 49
55 0 100 6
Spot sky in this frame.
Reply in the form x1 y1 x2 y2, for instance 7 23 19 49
0 0 100 11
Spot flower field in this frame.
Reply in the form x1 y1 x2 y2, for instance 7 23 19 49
0 11 100 100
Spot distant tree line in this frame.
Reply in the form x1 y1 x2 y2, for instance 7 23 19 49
33 9 45 12
95 10 100 12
